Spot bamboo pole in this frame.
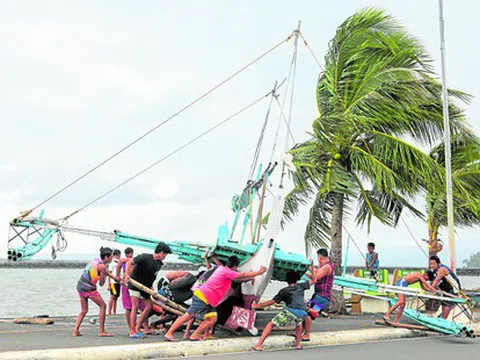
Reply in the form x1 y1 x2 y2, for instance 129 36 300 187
254 173 267 244
375 320 430 331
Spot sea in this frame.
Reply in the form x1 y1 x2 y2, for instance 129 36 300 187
0 269 478 318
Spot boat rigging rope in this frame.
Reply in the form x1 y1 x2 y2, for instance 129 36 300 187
61 92 271 221
248 81 279 181
342 224 367 261
400 216 429 258
19 32 295 220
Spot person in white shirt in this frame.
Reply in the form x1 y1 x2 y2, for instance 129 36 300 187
107 249 121 315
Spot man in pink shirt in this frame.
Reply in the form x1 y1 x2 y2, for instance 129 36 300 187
164 255 266 341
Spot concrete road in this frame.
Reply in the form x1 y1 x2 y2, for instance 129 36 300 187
193 336 479 360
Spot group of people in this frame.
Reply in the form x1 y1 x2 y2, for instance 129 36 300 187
71 244 337 351
384 255 462 324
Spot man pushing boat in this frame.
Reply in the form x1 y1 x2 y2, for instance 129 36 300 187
429 255 462 319
384 271 437 324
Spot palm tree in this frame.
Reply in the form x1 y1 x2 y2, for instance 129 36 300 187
425 132 480 257
284 8 470 275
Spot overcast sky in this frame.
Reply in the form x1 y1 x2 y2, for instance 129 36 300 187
1 0 479 267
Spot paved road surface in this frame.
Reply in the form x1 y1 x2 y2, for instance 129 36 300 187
191 336 479 360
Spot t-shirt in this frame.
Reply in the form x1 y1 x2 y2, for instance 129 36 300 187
108 259 119 284
130 254 163 289
197 266 238 307
273 281 310 310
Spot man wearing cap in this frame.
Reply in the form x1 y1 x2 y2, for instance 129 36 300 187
125 242 172 338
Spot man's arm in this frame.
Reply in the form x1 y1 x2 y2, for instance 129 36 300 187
203 249 212 270
235 266 267 280
252 299 276 310
115 258 129 279
125 258 135 280
167 270 188 283
313 263 332 282
432 267 449 288
211 255 223 267
419 276 437 293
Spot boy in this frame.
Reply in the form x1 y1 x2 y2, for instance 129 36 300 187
251 271 312 351
126 242 172 338
107 249 121 315
365 242 379 278
384 271 437 324
164 255 266 341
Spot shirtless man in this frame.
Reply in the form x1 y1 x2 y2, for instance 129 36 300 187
384 271 437 324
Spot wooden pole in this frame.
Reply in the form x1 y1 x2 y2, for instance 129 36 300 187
254 173 268 244
375 320 431 331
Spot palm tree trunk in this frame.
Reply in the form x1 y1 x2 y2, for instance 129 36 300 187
330 192 346 314
330 192 344 274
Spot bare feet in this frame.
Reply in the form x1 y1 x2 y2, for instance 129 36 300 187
72 331 83 337
164 334 177 342
295 344 302 350
98 331 114 337
382 315 392 324
183 332 191 340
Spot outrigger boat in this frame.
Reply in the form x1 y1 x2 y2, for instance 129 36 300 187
6 20 478 337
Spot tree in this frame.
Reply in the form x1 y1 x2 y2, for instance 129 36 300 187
463 252 480 268
284 8 469 276
425 133 480 257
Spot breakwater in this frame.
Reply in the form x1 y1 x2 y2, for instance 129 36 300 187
0 260 478 275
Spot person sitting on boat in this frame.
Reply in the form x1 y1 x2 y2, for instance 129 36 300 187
301 248 334 342
384 271 437 324
365 242 379 278
125 242 172 338
251 271 313 351
73 247 120 337
429 255 462 318
164 255 266 341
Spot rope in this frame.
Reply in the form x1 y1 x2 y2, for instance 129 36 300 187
274 96 296 145
299 33 324 71
248 81 278 180
342 225 367 261
61 92 270 221
22 33 294 218
400 216 429 258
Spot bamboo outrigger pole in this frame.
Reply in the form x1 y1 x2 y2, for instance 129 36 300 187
438 0 456 271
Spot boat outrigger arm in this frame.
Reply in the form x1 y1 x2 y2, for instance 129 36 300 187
334 275 477 338
7 210 310 282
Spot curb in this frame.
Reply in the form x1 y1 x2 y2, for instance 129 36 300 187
0 328 429 360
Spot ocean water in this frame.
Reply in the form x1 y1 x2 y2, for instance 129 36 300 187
0 269 478 318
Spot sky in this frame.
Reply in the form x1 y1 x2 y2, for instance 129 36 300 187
1 0 479 267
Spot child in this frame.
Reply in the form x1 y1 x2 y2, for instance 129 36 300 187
164 255 266 341
251 271 312 351
384 271 437 324
365 242 379 278
73 247 120 337
107 249 121 315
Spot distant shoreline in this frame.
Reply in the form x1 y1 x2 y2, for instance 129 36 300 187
0 259 198 270
1 259 478 275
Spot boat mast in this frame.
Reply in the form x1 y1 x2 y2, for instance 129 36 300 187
438 0 456 271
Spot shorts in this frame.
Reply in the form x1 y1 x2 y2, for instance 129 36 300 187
78 290 101 298
271 309 306 327
396 279 408 287
307 294 330 319
128 284 151 300
187 295 217 320
122 285 146 310
109 283 121 298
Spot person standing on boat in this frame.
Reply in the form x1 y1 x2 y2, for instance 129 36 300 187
302 248 335 342
429 255 462 318
365 242 379 278
73 247 120 337
125 242 172 338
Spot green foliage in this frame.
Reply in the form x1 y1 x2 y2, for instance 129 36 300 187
462 251 480 268
284 7 470 255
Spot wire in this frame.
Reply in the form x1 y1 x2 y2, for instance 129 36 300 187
342 225 367 261
274 96 296 145
61 92 270 220
299 33 324 71
400 216 429 258
21 33 295 218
